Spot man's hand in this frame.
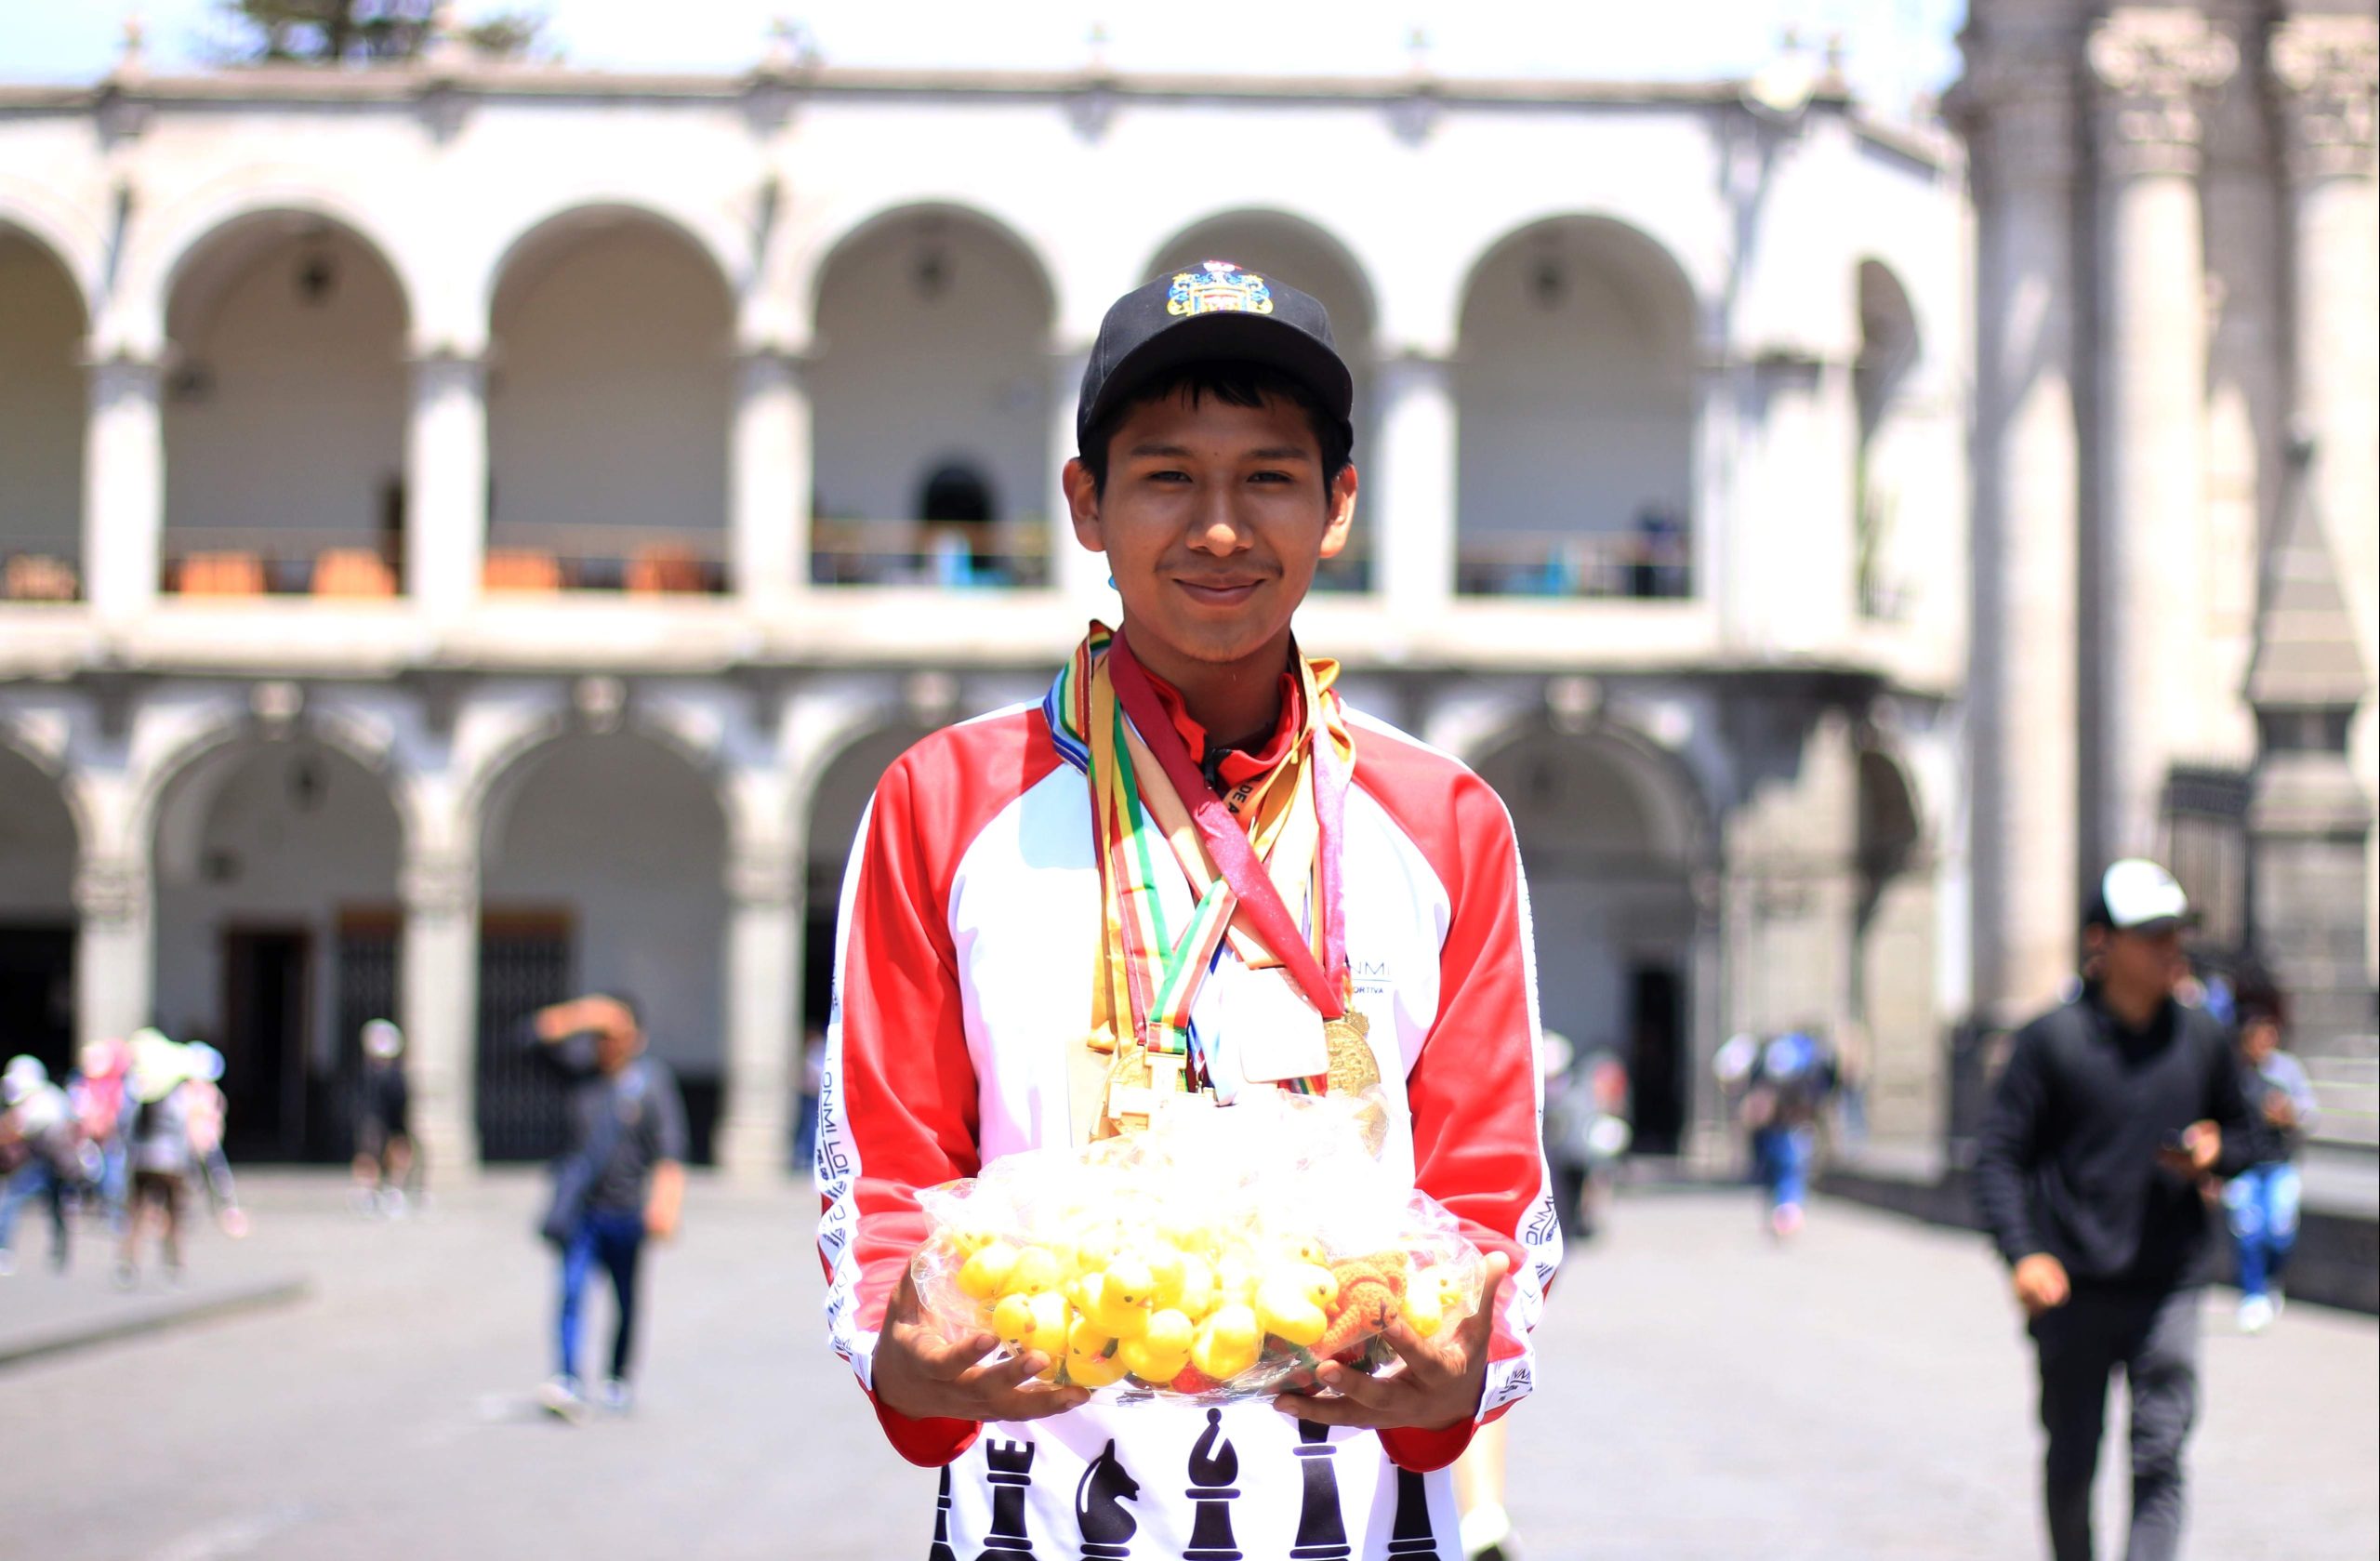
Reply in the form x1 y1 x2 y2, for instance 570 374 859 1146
644 1161 685 1242
872 1263 1090 1425
2012 1252 2069 1317
2155 1119 2221 1178
2264 1094 2295 1128
1274 1252 1511 1433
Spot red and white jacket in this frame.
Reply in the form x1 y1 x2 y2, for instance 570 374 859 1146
817 686 1559 1561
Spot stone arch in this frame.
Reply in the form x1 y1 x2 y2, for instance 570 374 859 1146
483 200 740 329
484 205 736 589
159 208 413 594
131 698 413 867
0 190 101 322
142 706 410 1160
1470 716 1712 1154
1 222 93 598
799 199 1059 329
1453 216 1700 599
126 181 417 357
472 718 731 1161
807 204 1059 588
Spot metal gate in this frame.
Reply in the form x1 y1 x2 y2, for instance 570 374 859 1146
476 916 573 1161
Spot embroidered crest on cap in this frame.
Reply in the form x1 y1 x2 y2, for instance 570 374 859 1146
1166 259 1274 317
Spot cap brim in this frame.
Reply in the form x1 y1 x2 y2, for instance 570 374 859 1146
2118 912 2198 934
1078 311 1354 450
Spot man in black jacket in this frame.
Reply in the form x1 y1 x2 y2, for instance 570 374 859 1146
1974 858 2255 1561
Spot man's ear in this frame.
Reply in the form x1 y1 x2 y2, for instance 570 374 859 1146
1063 457 1105 554
1318 462 1359 561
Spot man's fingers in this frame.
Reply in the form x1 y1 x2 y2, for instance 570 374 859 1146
1314 1358 1402 1409
1274 1390 1373 1426
909 1325 999 1380
966 1349 1051 1394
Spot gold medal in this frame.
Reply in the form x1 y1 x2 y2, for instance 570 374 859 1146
1325 1009 1381 1094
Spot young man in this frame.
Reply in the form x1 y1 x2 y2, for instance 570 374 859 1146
529 993 687 1421
818 263 1559 1557
1974 859 2257 1561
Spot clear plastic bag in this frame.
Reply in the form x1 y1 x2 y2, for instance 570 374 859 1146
907 1087 1487 1403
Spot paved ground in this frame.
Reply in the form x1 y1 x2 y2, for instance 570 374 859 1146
1 1172 2373 1561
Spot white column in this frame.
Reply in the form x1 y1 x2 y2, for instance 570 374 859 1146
1694 354 1737 622
2273 16 2380 682
400 847 480 1178
405 350 487 617
1373 351 1457 614
715 844 801 1183
1955 32 2083 1025
1744 355 1858 655
2086 9 2236 863
1051 346 1115 602
73 854 152 1050
731 347 811 606
83 354 163 620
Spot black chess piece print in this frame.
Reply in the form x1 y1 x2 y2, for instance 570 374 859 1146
1183 1407 1243 1561
928 1463 959 1561
1288 1420 1351 1560
975 1438 1039 1561
1384 1468 1438 1557
1075 1438 1140 1559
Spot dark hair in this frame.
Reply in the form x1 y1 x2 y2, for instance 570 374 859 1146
1078 360 1354 496
2232 967 2288 1028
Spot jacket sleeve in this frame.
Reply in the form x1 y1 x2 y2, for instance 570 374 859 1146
1971 1023 2050 1267
815 753 986 1467
1382 772 1561 1474
2205 1026 2260 1180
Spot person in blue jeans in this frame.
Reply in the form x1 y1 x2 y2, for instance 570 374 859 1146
2223 974 2319 1334
527 994 687 1421
1718 1029 1836 1238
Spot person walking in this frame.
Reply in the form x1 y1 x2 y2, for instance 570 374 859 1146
527 993 686 1422
118 1032 198 1290
1716 1028 1836 1238
2221 972 2320 1334
816 263 1556 1556
1974 859 2258 1561
350 1019 416 1216
0 1056 80 1276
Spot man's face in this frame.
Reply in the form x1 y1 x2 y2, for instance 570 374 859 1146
2097 924 2188 999
596 1023 641 1075
1064 389 1356 674
2241 1018 2281 1063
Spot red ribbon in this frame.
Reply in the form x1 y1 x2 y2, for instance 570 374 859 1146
1106 629 1348 1021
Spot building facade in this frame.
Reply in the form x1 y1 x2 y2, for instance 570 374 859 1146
1955 0 2378 1127
0 27 1997 1179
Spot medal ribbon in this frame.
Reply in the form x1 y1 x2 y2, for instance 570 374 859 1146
1107 628 1352 1020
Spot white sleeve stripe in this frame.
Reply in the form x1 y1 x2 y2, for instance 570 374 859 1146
816 793 880 1392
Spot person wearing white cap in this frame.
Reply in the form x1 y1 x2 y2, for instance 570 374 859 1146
1973 859 2260 1561
350 1020 416 1216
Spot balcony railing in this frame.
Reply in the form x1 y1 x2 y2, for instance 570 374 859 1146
483 523 727 594
0 544 81 602
162 529 402 597
1456 528 1693 600
812 519 1052 589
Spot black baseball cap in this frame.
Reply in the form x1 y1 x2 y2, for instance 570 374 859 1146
1075 260 1355 455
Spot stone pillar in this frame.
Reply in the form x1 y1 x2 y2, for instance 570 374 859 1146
405 350 487 617
715 843 801 1183
1372 351 1457 613
72 855 151 1050
400 847 480 1178
1050 345 1115 602
83 354 163 620
1745 355 1858 654
1954 31 2085 1025
2272 15 2380 682
731 347 811 605
1693 355 1737 622
2086 9 2237 864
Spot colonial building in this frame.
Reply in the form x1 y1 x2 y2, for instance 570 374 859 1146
0 18 2115 1181
1955 0 2377 1132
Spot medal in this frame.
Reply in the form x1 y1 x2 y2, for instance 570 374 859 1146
1324 1009 1381 1094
